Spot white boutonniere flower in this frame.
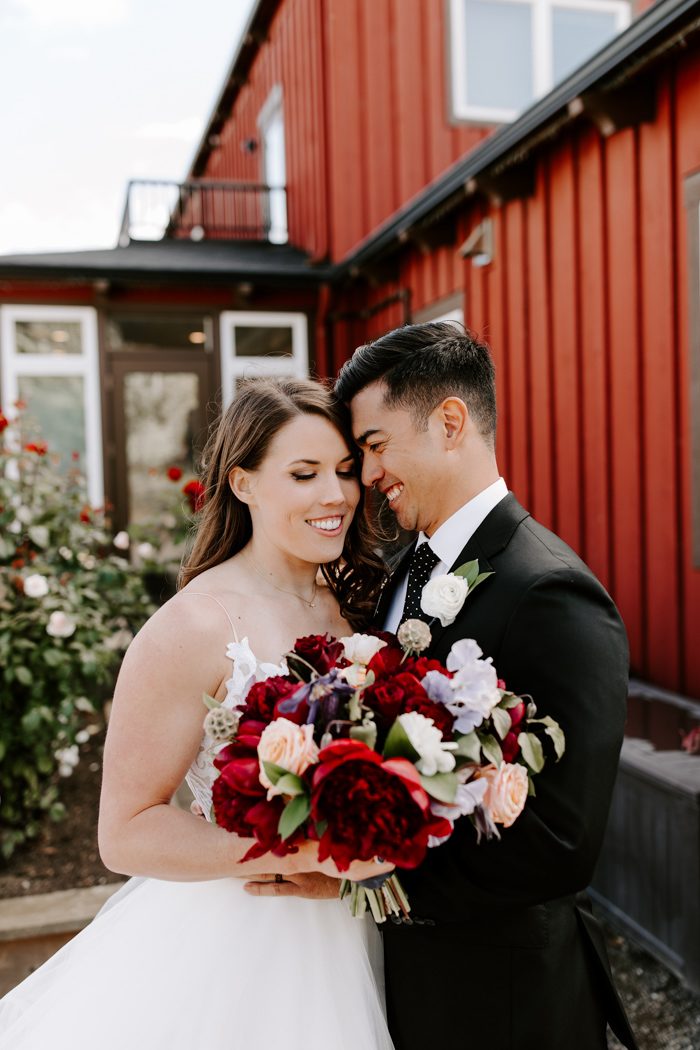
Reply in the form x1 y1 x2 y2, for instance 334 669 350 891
420 559 494 627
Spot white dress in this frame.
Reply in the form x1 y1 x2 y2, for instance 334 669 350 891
0 638 394 1050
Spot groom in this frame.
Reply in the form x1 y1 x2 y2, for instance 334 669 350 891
247 322 638 1050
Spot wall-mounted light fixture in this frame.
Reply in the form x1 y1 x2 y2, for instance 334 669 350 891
459 218 493 268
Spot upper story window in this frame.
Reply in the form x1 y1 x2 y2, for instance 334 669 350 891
258 85 288 244
449 0 630 123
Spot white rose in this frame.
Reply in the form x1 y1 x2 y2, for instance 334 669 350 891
103 628 133 651
136 542 155 560
59 546 73 560
54 745 79 769
46 611 77 638
75 730 90 744
398 711 457 776
16 506 33 524
113 530 130 550
23 574 49 598
340 633 387 666
7 519 22 534
421 573 469 627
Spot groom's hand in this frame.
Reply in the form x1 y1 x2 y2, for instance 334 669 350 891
243 873 341 900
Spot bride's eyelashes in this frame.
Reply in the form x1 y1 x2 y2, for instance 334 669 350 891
290 469 357 481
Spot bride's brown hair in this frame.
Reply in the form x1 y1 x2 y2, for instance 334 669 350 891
178 377 385 628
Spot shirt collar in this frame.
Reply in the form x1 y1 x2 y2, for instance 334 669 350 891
418 478 508 569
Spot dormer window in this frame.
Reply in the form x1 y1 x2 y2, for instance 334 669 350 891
448 0 630 123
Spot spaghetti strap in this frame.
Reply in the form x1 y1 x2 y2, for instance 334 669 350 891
184 591 239 643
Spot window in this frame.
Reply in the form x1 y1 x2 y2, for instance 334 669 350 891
258 85 288 244
0 305 103 504
449 0 630 123
219 311 308 408
685 172 700 569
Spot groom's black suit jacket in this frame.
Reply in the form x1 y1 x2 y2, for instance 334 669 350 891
377 494 637 1050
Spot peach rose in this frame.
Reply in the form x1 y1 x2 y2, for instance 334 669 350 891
257 718 319 799
478 762 529 828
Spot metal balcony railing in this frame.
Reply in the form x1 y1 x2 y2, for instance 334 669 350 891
118 179 288 245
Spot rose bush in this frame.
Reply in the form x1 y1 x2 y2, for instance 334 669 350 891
0 406 155 859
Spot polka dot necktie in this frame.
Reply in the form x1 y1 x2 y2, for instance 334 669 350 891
399 542 441 626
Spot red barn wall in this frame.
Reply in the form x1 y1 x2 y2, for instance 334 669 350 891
330 48 700 699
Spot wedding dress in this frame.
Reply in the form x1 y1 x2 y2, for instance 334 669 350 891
0 631 394 1050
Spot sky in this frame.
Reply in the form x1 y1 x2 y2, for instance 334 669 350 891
0 0 257 255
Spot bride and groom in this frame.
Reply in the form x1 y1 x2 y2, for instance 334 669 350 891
0 321 637 1049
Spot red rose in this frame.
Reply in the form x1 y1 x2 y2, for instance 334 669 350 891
404 656 449 679
310 739 443 871
0 412 8 432
71 450 80 461
183 479 206 513
363 671 430 726
212 748 302 858
502 730 521 762
405 693 455 738
509 700 526 728
24 441 48 456
292 634 344 675
167 465 183 482
243 677 297 724
79 505 92 523
367 643 404 679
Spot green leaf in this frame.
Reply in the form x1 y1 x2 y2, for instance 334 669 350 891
43 648 64 667
477 731 503 767
527 775 536 797
500 692 522 709
491 706 512 741
383 719 421 762
28 525 49 548
453 559 480 583
278 793 311 840
275 773 304 797
454 731 481 763
261 760 291 787
202 692 221 711
519 732 545 773
471 571 495 592
420 771 458 803
529 715 566 761
15 666 32 686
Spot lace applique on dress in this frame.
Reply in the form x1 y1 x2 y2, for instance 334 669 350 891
184 638 287 819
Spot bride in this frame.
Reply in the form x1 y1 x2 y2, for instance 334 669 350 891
0 378 396 1050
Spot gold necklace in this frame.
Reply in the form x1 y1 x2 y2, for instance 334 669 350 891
245 552 318 608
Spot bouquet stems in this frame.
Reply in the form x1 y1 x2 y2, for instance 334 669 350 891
339 874 412 923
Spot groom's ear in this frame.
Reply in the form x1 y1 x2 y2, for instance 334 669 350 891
229 466 255 505
438 397 468 446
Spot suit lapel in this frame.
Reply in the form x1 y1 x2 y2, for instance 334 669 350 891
426 493 531 652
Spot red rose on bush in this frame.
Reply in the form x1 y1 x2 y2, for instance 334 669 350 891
243 677 297 725
24 441 48 456
292 634 344 675
167 465 183 482
310 739 448 870
183 479 206 513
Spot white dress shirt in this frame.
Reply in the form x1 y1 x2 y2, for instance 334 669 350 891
383 477 509 632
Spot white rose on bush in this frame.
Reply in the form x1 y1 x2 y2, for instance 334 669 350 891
23 574 49 598
113 530 130 550
46 611 77 638
421 573 469 627
54 745 80 778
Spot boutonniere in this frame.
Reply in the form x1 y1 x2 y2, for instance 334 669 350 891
420 559 494 627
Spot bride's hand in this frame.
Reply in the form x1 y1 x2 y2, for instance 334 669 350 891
292 840 394 881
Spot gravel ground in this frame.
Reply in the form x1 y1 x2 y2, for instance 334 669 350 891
605 918 700 1050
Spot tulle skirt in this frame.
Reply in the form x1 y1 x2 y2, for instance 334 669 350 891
0 874 394 1049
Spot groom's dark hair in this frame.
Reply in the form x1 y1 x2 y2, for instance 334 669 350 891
334 321 497 447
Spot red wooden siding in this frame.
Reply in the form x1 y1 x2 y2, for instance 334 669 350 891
330 47 700 698
200 0 492 262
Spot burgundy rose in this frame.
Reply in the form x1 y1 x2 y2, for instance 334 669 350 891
243 677 297 724
292 634 344 675
183 479 206 513
405 693 455 738
508 700 526 728
363 671 431 727
367 643 404 679
501 730 521 763
310 739 449 871
405 656 450 679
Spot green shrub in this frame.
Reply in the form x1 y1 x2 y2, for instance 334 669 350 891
0 406 156 860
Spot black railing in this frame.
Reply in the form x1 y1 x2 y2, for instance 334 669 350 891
118 179 288 244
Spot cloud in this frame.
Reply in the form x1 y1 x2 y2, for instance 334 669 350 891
9 0 129 27
135 117 203 143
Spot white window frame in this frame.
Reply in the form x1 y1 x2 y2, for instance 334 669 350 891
257 84 288 244
219 311 308 409
449 0 631 124
0 304 104 504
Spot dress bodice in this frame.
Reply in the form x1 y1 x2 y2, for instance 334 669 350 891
184 638 287 819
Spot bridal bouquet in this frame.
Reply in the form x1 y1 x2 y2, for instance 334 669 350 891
204 622 565 923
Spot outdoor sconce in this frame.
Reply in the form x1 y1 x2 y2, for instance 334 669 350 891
459 218 493 268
